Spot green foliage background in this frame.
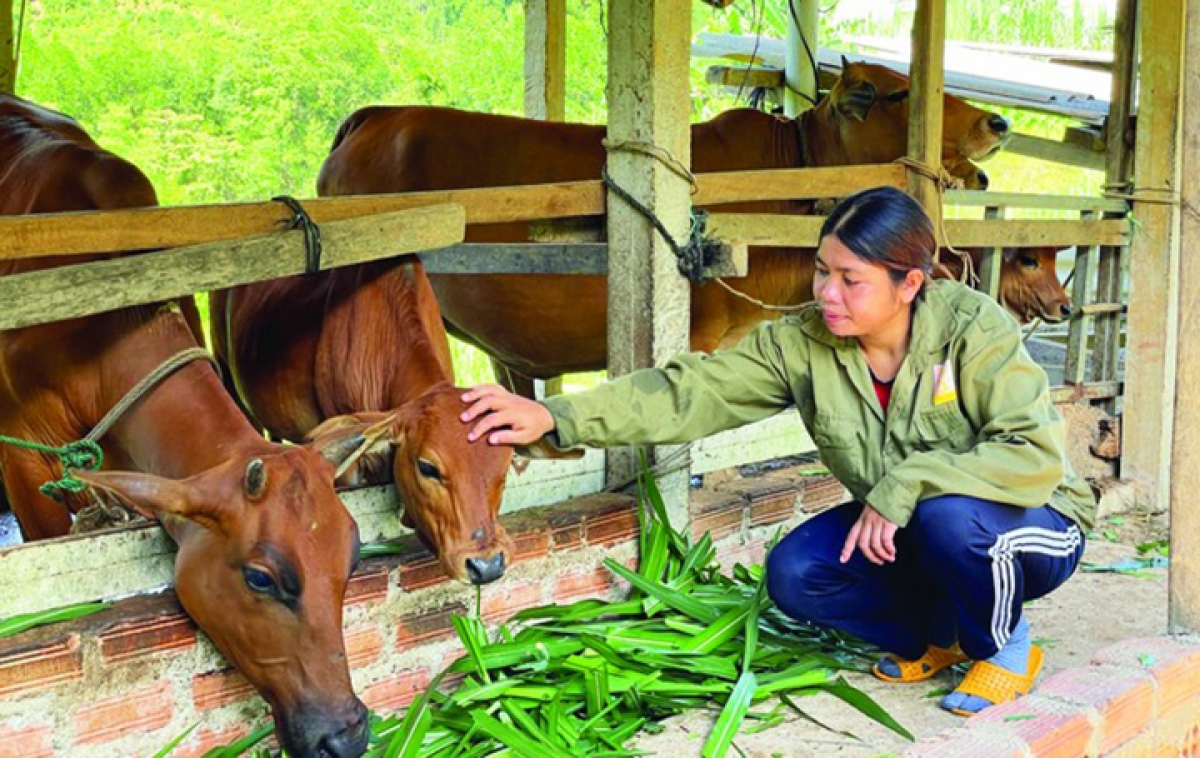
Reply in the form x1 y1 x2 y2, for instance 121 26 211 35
13 0 1113 382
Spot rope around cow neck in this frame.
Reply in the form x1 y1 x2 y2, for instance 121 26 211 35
892 157 978 289
0 347 219 498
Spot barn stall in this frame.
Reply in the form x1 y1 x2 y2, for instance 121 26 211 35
0 0 1197 755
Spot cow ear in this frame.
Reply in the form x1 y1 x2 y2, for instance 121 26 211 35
835 80 876 122
308 412 397 479
74 470 228 531
840 54 850 70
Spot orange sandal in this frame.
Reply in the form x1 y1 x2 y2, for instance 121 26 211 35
873 644 969 683
946 645 1045 716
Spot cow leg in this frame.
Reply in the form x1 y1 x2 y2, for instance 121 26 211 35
0 452 77 540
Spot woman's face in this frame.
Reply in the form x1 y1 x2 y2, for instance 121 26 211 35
813 235 924 339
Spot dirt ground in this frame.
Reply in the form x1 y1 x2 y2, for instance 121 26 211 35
631 508 1169 758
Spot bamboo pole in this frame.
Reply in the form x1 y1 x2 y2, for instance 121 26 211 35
524 0 566 121
783 0 819 116
1168 0 1200 634
1123 0 1184 513
906 0 947 239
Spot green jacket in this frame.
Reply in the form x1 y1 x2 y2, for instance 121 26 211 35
543 280 1097 530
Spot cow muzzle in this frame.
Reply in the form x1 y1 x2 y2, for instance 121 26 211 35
465 552 506 584
279 698 369 758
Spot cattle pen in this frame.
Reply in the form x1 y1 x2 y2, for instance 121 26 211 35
0 0 1198 756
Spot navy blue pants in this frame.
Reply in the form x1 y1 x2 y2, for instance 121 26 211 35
765 496 1085 661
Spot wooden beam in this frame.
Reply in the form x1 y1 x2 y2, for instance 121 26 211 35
1095 0 1138 416
524 0 566 121
1123 0 1184 514
605 0 692 520
1005 132 1106 171
1169 0 1200 634
0 204 465 330
0 165 905 261
706 214 1129 249
704 65 785 90
945 190 1126 213
906 0 947 239
0 0 14 94
784 0 819 116
419 241 747 278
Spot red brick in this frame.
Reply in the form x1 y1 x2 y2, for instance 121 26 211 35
361 669 431 713
690 491 745 542
345 563 390 607
1092 636 1200 715
0 632 83 699
511 528 550 563
554 568 614 604
584 508 639 547
98 608 196 664
345 624 384 670
481 580 544 623
171 726 253 758
398 552 451 592
192 668 256 711
748 490 798 526
972 695 1094 758
0 722 53 758
74 678 175 745
800 475 851 514
394 603 467 653
1036 665 1156 753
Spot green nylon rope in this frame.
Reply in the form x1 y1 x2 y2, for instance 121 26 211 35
0 436 104 498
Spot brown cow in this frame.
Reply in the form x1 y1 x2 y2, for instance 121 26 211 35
0 95 370 758
209 257 515 585
317 61 1021 392
943 247 1073 324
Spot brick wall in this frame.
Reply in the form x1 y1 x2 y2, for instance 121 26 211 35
906 635 1200 757
0 469 844 756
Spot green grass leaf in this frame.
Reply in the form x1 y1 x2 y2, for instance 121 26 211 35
702 671 757 758
152 722 198 758
0 601 112 638
814 676 914 741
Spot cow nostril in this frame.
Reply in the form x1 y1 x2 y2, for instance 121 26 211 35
466 553 506 585
978 170 990 190
1060 303 1072 318
988 115 1010 135
316 703 369 758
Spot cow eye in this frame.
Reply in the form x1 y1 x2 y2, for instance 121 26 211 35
1020 255 1038 268
243 567 277 595
885 89 909 103
417 459 442 480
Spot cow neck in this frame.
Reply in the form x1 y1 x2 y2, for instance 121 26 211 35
101 308 272 480
794 103 844 168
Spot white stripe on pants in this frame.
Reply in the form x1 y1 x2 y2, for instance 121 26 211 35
987 525 1082 651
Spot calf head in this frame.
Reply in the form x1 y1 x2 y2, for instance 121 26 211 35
825 59 1010 167
78 439 371 758
309 382 514 586
998 246 1073 323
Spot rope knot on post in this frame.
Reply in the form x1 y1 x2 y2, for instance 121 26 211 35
600 140 721 284
38 440 104 499
272 195 324 275
894 157 978 288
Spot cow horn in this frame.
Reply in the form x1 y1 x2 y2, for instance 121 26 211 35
244 458 268 500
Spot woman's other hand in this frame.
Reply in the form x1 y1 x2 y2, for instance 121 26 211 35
840 505 899 565
461 384 556 446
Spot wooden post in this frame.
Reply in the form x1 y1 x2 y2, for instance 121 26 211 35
1 0 15 94
1094 0 1137 413
1123 0 1184 513
906 0 947 239
978 205 1004 301
1168 0 1200 634
783 0 820 117
1065 211 1097 386
605 0 693 523
524 0 566 121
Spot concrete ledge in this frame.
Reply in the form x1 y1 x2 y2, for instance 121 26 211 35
905 635 1200 757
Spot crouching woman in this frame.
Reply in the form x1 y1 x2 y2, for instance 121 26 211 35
459 186 1095 715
